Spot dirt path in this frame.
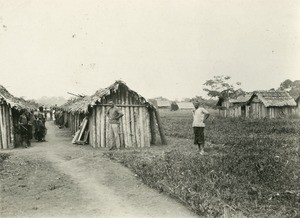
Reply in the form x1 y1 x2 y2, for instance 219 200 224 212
1 122 198 218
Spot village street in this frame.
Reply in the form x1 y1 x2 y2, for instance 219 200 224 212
0 121 198 218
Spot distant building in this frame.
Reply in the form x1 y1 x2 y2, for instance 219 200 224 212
247 91 297 118
156 100 171 110
177 102 194 110
149 97 171 110
217 93 252 117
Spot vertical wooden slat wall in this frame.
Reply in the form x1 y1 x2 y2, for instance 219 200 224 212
9 106 15 148
89 86 151 148
0 104 14 149
0 104 4 149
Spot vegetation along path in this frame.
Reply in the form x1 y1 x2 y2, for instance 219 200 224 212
0 121 198 218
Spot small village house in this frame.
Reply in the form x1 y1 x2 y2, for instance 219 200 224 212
150 97 171 111
156 100 171 110
247 91 297 118
217 93 252 118
62 81 166 148
61 96 88 134
176 102 195 110
0 85 37 149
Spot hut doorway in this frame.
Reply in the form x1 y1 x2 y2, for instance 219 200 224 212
241 105 246 117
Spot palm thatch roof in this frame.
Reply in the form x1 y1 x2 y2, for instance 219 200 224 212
156 100 171 108
217 93 252 107
249 90 297 107
62 81 154 114
0 85 38 110
230 93 253 104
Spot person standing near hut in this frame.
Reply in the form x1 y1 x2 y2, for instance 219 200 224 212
18 109 30 148
26 110 35 143
38 106 47 141
192 101 210 155
107 101 123 150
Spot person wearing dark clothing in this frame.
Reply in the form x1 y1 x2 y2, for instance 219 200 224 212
18 110 30 148
106 101 123 150
34 118 46 142
35 106 47 142
26 111 35 142
192 101 210 155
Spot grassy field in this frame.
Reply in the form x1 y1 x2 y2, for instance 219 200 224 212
105 110 300 218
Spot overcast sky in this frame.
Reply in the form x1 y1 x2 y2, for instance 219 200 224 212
0 0 299 100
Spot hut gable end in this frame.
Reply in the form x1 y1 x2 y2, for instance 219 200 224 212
62 81 154 114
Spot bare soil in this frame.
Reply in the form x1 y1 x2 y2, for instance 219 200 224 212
0 121 198 218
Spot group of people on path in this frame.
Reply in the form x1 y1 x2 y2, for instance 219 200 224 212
18 106 47 148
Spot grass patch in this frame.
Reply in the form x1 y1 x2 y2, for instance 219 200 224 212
105 111 300 217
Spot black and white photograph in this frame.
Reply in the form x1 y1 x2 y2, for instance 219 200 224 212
0 1 299 217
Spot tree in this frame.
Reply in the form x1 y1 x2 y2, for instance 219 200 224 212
279 79 300 99
203 75 244 99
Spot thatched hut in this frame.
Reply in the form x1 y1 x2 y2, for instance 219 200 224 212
63 81 166 148
0 85 37 149
217 93 252 117
61 96 88 133
156 100 171 110
177 102 194 110
247 91 297 118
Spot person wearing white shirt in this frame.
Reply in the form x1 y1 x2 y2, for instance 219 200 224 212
192 101 210 155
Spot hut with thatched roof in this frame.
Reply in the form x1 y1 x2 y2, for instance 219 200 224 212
61 96 89 133
217 93 252 117
177 102 195 110
247 91 297 118
0 85 37 149
62 81 166 148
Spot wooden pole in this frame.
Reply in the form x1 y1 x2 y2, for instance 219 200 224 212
149 109 156 145
100 106 106 147
154 109 167 145
9 107 15 148
0 105 8 149
144 107 150 147
134 107 141 147
88 111 94 147
96 106 101 148
6 105 10 147
105 106 110 148
125 90 131 147
139 107 145 147
0 105 3 149
131 106 137 147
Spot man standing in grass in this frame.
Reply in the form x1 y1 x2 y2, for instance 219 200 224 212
192 101 210 155
107 101 124 150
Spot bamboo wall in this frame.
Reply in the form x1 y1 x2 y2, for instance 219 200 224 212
64 112 83 134
0 104 14 149
250 102 296 118
267 107 296 118
89 105 151 148
219 101 250 118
